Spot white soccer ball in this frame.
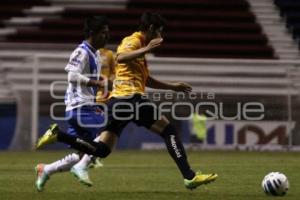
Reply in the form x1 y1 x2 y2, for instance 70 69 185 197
262 172 289 196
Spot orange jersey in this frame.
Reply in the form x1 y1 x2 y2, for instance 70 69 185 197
111 31 149 97
96 48 115 103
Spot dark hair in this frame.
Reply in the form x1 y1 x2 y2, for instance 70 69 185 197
138 12 166 31
83 16 109 38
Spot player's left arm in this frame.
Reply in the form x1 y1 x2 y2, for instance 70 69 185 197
146 75 192 92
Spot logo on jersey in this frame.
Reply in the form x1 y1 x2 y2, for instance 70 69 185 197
70 51 82 66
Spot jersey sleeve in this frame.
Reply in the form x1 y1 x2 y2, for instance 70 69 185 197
117 37 141 54
65 48 88 73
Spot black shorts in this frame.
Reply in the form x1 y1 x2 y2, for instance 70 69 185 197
104 94 159 136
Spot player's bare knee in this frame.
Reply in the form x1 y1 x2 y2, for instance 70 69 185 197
98 131 118 150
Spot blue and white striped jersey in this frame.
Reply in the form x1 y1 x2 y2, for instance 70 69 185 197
64 41 102 111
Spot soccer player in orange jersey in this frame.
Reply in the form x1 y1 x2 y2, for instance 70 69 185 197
37 12 217 190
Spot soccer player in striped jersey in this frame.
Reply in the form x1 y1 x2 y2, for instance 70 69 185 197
37 12 218 190
34 16 110 191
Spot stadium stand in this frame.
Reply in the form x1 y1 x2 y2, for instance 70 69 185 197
0 0 276 59
275 0 300 41
0 0 49 21
1 53 298 117
0 66 15 103
249 0 300 59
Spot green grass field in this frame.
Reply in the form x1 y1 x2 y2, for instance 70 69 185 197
0 150 299 200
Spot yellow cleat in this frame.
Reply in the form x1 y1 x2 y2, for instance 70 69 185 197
36 123 59 149
184 171 218 190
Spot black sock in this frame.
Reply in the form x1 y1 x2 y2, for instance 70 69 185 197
161 124 195 180
57 130 111 158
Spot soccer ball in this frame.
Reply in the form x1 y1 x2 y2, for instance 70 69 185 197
262 172 289 196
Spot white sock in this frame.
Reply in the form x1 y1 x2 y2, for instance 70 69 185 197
73 154 92 169
44 153 80 175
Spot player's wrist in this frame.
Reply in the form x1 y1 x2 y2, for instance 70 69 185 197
142 46 151 54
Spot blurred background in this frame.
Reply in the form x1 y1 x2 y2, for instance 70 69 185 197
0 0 300 151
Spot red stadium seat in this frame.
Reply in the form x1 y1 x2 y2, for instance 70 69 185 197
1 0 276 59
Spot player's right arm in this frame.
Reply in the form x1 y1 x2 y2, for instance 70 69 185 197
116 38 163 63
65 48 103 88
